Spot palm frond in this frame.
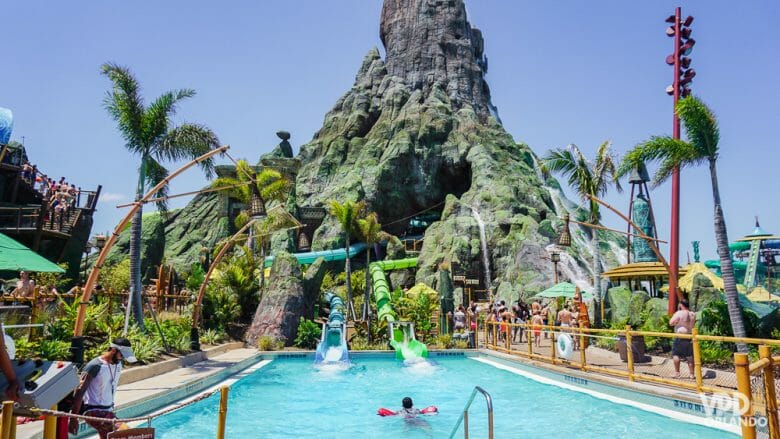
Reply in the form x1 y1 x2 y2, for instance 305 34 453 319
676 96 720 160
154 123 220 178
144 158 170 212
101 63 145 153
142 89 196 145
234 211 251 229
328 200 366 236
234 160 256 184
259 179 292 204
619 136 698 186
542 145 594 202
593 140 623 195
211 177 250 202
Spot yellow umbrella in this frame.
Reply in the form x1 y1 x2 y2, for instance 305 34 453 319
747 286 780 303
677 263 724 291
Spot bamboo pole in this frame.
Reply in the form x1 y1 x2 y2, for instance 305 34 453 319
692 328 703 392
1 401 13 439
73 145 229 337
759 346 779 437
42 405 56 439
626 326 635 381
735 353 756 439
216 386 229 439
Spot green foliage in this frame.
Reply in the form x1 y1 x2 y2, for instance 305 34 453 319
257 336 284 351
13 337 38 359
349 337 388 351
293 318 321 349
216 246 260 322
392 288 439 342
453 339 470 349
699 300 760 337
200 329 225 345
39 340 71 360
185 263 205 291
203 284 241 331
34 265 72 290
698 341 734 366
430 334 453 349
99 258 131 293
639 310 671 351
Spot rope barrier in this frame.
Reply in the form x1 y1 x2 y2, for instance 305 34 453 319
28 386 222 424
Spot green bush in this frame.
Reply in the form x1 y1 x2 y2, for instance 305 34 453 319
257 336 283 351
349 337 388 351
453 339 470 349
201 329 225 345
13 337 39 359
430 334 452 349
294 318 321 349
203 285 241 331
39 340 70 360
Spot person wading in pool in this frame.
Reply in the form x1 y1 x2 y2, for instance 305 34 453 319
69 338 137 438
669 300 696 379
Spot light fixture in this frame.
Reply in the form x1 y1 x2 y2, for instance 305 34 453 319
666 26 675 37
683 16 694 27
95 234 107 250
556 214 572 247
680 57 691 68
550 252 561 263
665 54 676 65
681 39 696 56
665 15 676 23
665 85 675 95
683 69 696 79
680 28 692 39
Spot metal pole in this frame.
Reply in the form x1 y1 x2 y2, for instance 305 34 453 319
735 353 756 439
626 326 635 381
668 6 682 315
216 386 229 439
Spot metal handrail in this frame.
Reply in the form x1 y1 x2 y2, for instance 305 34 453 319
449 386 493 439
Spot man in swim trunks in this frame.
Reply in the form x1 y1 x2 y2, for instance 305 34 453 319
669 299 696 378
531 311 544 347
557 305 573 327
69 338 137 438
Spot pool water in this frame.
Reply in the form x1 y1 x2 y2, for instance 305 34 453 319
152 356 736 438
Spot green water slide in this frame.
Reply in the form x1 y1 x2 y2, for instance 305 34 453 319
743 240 762 287
369 258 428 360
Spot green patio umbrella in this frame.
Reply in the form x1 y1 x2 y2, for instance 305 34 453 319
534 282 594 301
0 232 64 273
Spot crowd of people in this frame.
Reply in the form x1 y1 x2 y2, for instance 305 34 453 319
450 297 587 350
20 161 83 230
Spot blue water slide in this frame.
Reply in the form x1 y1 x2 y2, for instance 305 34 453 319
264 243 368 268
314 292 349 365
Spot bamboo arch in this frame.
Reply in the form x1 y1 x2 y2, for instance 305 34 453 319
72 146 229 342
190 209 301 348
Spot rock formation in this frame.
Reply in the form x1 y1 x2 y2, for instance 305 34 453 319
294 0 624 297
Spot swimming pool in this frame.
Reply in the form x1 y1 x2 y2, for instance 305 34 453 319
152 354 737 438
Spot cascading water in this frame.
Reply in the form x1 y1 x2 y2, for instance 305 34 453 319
469 205 492 293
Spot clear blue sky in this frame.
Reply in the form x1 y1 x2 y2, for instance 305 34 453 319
4 1 779 263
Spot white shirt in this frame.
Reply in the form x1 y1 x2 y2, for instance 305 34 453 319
82 358 122 408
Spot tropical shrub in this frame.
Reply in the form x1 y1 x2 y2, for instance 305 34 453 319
200 329 225 345
294 318 321 349
257 336 283 351
99 259 131 294
203 285 241 331
39 340 71 360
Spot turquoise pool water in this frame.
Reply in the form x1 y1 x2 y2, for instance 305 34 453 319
152 356 736 438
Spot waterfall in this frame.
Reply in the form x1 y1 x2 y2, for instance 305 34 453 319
469 206 492 293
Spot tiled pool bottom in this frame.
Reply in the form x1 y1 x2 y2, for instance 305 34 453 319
149 353 737 438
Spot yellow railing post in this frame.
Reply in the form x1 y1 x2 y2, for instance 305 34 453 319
1 401 13 439
474 319 479 348
216 386 229 439
505 323 511 351
626 326 635 382
735 353 756 439
492 323 497 349
527 324 533 357
759 345 780 436
42 405 56 439
692 328 703 392
550 324 556 364
579 330 586 371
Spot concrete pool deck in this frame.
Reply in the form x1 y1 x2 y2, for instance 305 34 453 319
16 344 260 439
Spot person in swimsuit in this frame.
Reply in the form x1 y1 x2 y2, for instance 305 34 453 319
669 299 696 378
531 311 544 347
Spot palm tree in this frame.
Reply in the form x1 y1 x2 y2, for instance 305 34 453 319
542 142 622 325
618 95 747 347
101 63 219 329
211 159 291 287
328 200 366 320
357 213 392 334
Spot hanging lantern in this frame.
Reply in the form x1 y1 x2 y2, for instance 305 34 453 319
557 214 572 247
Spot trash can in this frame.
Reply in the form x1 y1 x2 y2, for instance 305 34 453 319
617 334 648 363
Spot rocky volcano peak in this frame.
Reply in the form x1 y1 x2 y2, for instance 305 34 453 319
380 0 498 121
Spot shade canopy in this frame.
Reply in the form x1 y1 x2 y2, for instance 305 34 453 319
677 262 724 292
534 282 594 301
0 233 64 273
747 286 780 303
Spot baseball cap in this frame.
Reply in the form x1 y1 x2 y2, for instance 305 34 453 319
110 337 137 363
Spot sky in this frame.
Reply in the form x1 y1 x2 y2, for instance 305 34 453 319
3 1 779 263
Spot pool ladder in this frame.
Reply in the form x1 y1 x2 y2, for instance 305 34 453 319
448 386 493 439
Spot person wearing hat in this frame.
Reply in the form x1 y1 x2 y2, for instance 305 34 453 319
68 337 137 438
